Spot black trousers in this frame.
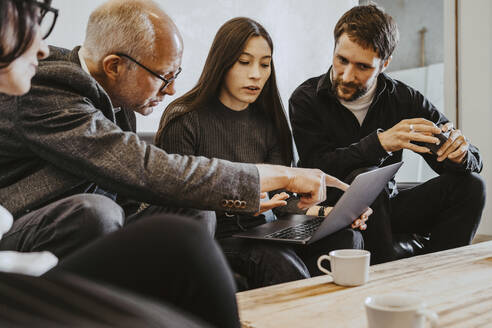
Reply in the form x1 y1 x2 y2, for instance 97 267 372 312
0 194 124 258
361 172 486 264
126 203 217 236
220 227 364 290
0 215 239 328
52 214 239 328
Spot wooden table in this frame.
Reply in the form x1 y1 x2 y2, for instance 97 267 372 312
237 241 492 327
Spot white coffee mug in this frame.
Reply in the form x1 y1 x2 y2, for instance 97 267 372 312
316 249 370 286
365 293 439 328
0 205 13 241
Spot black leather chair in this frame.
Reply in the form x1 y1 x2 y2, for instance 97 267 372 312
391 183 430 258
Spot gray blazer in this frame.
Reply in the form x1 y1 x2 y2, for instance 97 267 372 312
0 46 259 218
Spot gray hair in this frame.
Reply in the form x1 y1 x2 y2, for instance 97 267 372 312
83 0 157 65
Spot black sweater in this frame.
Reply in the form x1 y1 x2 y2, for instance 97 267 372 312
159 99 302 237
289 68 482 195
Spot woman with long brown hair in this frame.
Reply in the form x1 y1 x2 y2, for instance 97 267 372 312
156 17 370 290
156 17 293 166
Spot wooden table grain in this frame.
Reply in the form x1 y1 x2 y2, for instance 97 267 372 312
236 241 492 327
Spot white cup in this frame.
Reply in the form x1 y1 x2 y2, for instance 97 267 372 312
0 205 13 241
365 293 439 328
316 249 370 286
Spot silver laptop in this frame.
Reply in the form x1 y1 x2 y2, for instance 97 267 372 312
233 162 403 245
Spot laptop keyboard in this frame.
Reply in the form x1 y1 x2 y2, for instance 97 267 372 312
265 217 324 240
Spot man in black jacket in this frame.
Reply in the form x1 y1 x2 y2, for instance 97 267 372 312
289 4 485 263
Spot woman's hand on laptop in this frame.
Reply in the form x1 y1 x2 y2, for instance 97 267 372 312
305 205 371 230
254 192 289 216
351 207 372 231
306 205 333 216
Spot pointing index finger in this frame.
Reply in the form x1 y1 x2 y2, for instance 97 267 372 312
325 174 349 191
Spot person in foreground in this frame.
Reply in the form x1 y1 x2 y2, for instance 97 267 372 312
289 4 485 264
0 1 240 327
0 0 347 260
156 17 371 289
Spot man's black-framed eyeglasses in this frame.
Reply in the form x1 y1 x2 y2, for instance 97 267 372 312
116 53 182 93
31 0 59 40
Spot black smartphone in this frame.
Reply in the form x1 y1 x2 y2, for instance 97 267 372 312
426 130 451 155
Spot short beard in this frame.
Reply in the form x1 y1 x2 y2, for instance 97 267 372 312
331 77 368 102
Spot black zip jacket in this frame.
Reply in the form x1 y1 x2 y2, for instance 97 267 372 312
289 68 482 194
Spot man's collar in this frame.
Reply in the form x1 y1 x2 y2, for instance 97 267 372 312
78 48 90 75
76 47 121 114
316 67 333 97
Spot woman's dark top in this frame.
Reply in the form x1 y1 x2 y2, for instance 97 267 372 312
159 99 302 238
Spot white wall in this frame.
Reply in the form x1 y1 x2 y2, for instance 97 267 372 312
389 64 442 183
46 0 357 132
458 0 492 235
371 0 444 72
443 0 457 125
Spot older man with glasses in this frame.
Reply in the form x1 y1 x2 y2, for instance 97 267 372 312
0 0 128 259
0 0 342 258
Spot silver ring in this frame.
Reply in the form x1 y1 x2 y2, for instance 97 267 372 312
409 124 414 132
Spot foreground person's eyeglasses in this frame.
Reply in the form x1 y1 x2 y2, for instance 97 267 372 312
33 0 59 39
0 0 58 70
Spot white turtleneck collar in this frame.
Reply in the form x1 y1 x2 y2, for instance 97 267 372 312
331 69 378 126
